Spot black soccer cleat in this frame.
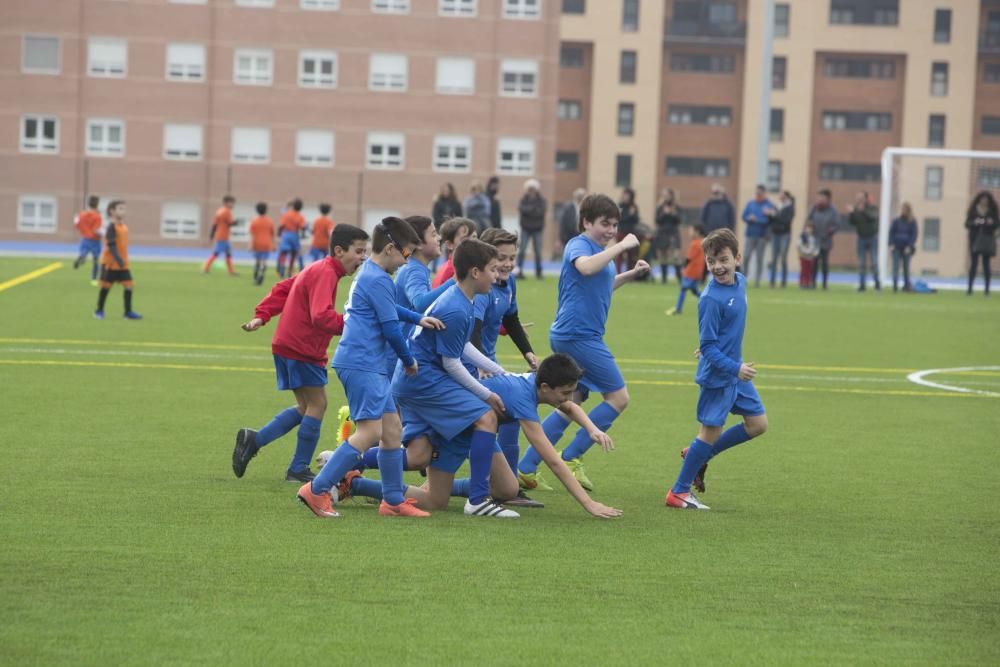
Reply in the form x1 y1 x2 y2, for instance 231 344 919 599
503 490 544 508
232 428 259 478
285 468 316 483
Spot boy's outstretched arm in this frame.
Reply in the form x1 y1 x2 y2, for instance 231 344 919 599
247 277 294 329
557 401 614 452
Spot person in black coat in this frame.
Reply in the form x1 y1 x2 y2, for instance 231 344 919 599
767 190 795 288
966 191 1000 296
616 188 640 273
487 176 502 229
558 188 586 251
432 182 463 229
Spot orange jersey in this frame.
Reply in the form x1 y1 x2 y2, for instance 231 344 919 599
249 215 275 252
74 210 103 240
101 222 130 270
213 207 235 241
280 210 306 234
311 216 334 250
682 237 705 281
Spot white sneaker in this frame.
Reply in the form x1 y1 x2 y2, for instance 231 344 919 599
464 498 519 518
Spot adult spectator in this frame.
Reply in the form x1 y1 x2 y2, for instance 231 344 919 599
616 188 641 273
700 183 736 234
740 184 775 287
845 191 881 291
463 181 491 234
558 188 586 252
487 176 502 229
807 189 839 290
888 202 918 292
654 187 683 284
432 182 463 229
965 191 1000 296
768 190 795 288
516 179 547 279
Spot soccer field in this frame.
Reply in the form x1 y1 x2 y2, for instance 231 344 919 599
1 256 998 665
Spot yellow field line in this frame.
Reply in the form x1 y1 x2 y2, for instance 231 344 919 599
0 337 261 352
0 262 63 293
0 359 270 373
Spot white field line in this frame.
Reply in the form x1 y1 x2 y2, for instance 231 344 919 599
906 366 1000 398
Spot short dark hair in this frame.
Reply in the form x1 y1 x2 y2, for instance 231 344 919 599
479 227 518 248
106 200 125 217
405 215 434 241
373 216 421 254
319 203 331 215
330 224 369 254
755 184 766 191
536 353 584 389
291 198 303 212
692 224 706 237
703 228 739 258
818 188 832 199
453 238 498 280
255 202 267 215
87 195 99 208
578 194 619 232
440 217 476 243
223 194 235 204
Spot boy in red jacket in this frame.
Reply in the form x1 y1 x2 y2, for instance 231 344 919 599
232 224 369 482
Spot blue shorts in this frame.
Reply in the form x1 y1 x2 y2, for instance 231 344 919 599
681 277 699 290
336 367 394 422
309 247 328 262
213 240 232 255
697 381 766 427
429 430 502 474
394 376 491 442
78 238 101 257
278 234 301 254
274 354 327 391
254 251 270 261
550 337 626 397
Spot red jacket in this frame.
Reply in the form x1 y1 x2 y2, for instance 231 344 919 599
254 256 347 367
432 258 454 288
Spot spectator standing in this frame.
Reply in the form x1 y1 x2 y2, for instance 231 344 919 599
768 190 795 288
965 191 1000 296
463 181 492 234
740 184 775 287
699 183 736 234
888 203 918 292
846 191 881 291
487 176 502 229
559 188 587 252
616 188 641 273
432 183 463 229
654 188 683 284
516 178 547 280
807 189 839 290
797 222 819 289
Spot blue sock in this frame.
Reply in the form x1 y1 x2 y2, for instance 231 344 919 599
256 407 302 448
91 260 99 280
350 476 384 501
709 423 752 460
561 402 620 461
468 429 496 505
377 447 406 505
288 416 321 472
498 422 520 474
451 478 470 498
311 440 362 494
519 411 570 474
672 438 713 494
675 287 687 313
361 447 380 470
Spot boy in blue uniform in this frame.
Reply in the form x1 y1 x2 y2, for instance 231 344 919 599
297 217 444 519
518 193 649 492
664 228 768 510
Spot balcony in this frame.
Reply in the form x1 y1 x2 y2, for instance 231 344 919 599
664 19 746 46
980 30 1000 54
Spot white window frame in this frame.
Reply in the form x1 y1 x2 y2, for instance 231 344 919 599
231 127 271 164
500 59 538 97
496 137 534 175
166 43 206 82
301 0 340 8
435 57 475 95
21 115 59 154
88 37 127 78
432 135 472 173
503 0 540 20
17 195 58 233
86 118 125 157
925 166 944 201
296 129 335 167
299 50 338 88
22 35 61 75
439 0 477 16
160 202 201 240
236 0 275 6
372 0 410 13
367 132 405 170
170 0 207 3
234 48 273 86
163 123 203 161
369 53 408 91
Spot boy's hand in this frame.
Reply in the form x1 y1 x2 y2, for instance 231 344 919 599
633 260 650 277
583 500 623 519
589 430 614 452
693 347 702 359
404 360 419 376
419 316 445 330
486 392 506 417
241 318 264 332
620 233 640 250
738 362 756 381
524 352 539 370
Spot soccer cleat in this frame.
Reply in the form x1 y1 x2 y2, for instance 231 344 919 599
337 405 353 442
503 490 544 508
93 310 105 320
285 468 316 483
564 457 594 491
336 470 363 503
518 471 554 492
297 483 340 518
464 498 519 518
665 490 710 510
123 311 143 320
89 280 99 287
232 428 259 478
680 446 708 494
378 498 430 517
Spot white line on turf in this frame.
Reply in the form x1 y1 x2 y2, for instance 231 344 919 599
905 366 1000 398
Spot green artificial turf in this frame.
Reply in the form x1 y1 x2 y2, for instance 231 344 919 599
1 257 998 665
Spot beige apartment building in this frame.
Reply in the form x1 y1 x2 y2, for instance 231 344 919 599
3 0 558 247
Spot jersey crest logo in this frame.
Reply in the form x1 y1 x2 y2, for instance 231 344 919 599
727 297 735 306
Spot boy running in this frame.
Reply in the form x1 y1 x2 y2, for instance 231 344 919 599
309 203 335 263
73 195 103 285
94 200 142 320
203 195 238 275
248 202 275 286
666 225 706 316
277 198 306 278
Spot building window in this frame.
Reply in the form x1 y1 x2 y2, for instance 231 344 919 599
933 8 951 43
772 56 786 89
432 135 472 172
670 53 735 73
367 132 405 169
767 160 782 192
22 36 60 74
770 108 784 142
615 154 632 187
928 114 946 148
620 50 636 83
562 0 584 13
301 0 340 9
500 59 538 97
166 43 205 81
18 195 57 233
667 105 731 126
558 99 582 120
299 50 337 88
774 3 790 37
818 162 880 181
440 0 476 15
86 118 125 157
925 166 943 200
163 124 202 160
503 0 540 20
369 53 407 91
560 45 584 68
555 151 579 171
372 0 409 13
824 57 895 79
821 111 892 131
921 217 940 252
296 129 334 166
231 127 270 164
88 38 127 77
20 115 58 154
161 202 200 240
978 168 1000 189
497 137 535 174
829 0 898 26
234 49 273 85
236 0 274 6
436 57 475 94
931 62 948 97
617 103 635 136
983 116 1000 135
986 64 1000 83
665 157 730 177
622 0 639 31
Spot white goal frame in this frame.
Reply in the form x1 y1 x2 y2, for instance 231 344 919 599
879 147 1000 283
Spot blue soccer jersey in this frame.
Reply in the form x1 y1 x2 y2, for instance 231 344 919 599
695 272 748 389
395 257 432 341
479 277 518 361
332 259 404 374
402 284 476 392
482 373 539 424
550 235 615 341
